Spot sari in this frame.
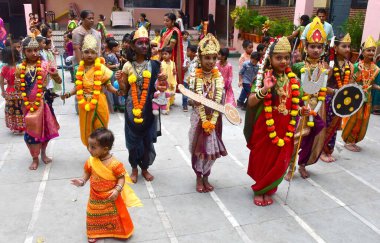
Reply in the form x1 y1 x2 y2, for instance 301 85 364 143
84 156 142 239
160 27 184 88
342 62 379 143
372 60 380 114
245 79 296 195
78 64 113 146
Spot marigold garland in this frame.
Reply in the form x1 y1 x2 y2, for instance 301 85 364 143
334 64 350 89
20 59 43 113
263 67 300 147
75 58 103 112
195 67 223 134
355 60 377 91
129 70 151 124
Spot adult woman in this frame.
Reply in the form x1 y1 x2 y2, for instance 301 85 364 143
245 37 310 206
0 47 24 134
0 18 7 49
16 36 61 170
287 17 328 179
188 34 227 193
135 13 151 33
159 13 184 87
342 36 380 152
288 15 310 57
320 33 353 162
117 26 165 183
176 10 185 32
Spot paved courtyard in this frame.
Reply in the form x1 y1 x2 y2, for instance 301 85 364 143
1 58 380 243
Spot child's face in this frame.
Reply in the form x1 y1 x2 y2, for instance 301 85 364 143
187 49 195 58
183 34 189 40
155 31 160 36
63 35 68 42
200 53 217 72
250 58 258 65
270 53 290 74
45 43 52 50
162 51 171 61
122 41 129 49
39 40 46 50
112 45 120 53
46 29 53 38
258 50 264 57
24 48 39 62
13 42 21 53
152 47 158 55
245 44 253 54
82 49 98 64
87 137 108 158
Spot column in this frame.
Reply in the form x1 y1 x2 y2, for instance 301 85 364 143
293 0 314 25
232 0 246 49
209 0 216 17
361 0 380 44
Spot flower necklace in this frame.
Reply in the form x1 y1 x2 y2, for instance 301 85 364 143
20 59 43 112
355 60 378 91
128 67 151 124
333 62 350 88
263 67 300 147
75 58 103 112
195 67 223 134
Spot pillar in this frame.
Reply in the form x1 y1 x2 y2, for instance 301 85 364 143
232 0 246 49
208 0 216 17
293 0 314 25
361 0 380 45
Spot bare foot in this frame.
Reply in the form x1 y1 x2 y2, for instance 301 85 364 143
320 153 331 163
41 155 52 164
130 168 138 183
344 143 361 152
298 166 309 179
29 158 39 170
142 169 154 181
263 194 273 206
253 195 265 206
203 177 214 192
284 170 293 181
328 154 336 162
196 176 205 193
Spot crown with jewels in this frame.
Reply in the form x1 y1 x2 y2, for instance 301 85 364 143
363 35 377 50
82 34 98 51
22 34 39 49
198 33 220 55
306 17 327 44
273 37 291 53
339 33 351 43
133 26 149 40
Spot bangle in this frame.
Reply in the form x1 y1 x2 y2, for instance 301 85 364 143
66 92 71 98
115 184 123 192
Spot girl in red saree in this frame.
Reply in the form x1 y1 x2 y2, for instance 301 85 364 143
159 13 184 88
244 37 310 206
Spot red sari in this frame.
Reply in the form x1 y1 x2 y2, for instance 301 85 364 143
245 83 295 195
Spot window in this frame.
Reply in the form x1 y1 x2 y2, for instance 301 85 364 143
264 0 294 6
124 0 181 9
247 0 261 6
351 0 368 9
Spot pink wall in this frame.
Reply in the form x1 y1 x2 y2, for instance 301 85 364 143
293 0 313 25
362 0 380 46
208 0 216 17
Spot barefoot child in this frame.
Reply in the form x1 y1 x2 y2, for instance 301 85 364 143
239 40 253 70
188 34 227 193
71 128 142 243
182 44 197 111
161 46 177 113
237 52 260 109
217 47 236 107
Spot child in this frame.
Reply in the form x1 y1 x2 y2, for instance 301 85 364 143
105 38 124 112
96 14 108 45
71 128 142 242
153 28 161 44
150 40 160 61
217 47 236 107
239 40 253 70
237 51 260 109
161 46 177 113
120 33 130 68
36 36 47 61
63 32 75 82
182 44 197 111
44 39 60 117
256 43 266 62
182 30 190 59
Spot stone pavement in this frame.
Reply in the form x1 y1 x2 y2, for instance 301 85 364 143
1 58 380 243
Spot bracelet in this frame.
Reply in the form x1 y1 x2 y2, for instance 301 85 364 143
66 92 71 98
115 184 123 192
255 92 263 100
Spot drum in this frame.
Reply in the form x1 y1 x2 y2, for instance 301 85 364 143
332 84 365 117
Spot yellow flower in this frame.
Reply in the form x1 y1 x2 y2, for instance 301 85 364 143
345 70 350 75
95 58 101 65
94 71 102 76
318 97 326 101
20 74 25 78
38 85 43 89
264 106 273 113
37 60 41 64
24 101 29 106
79 60 84 66
76 90 84 95
85 103 91 111
266 119 274 126
37 76 42 80
128 74 137 84
75 80 83 85
333 67 339 71
93 90 101 95
289 120 296 126
307 121 315 127
36 67 42 72
143 70 151 78
286 132 294 137
22 92 27 97
30 107 34 112
35 102 40 106
76 71 83 76
277 138 285 147
94 81 102 86
78 99 85 105
320 87 327 92
300 68 305 73
132 108 142 117
292 98 300 104
288 72 296 78
302 96 309 101
291 84 299 90
134 118 144 123
21 83 26 87
334 73 340 77
290 110 298 117
91 99 98 105
269 131 277 138
36 93 42 97
345 65 349 69
21 65 26 70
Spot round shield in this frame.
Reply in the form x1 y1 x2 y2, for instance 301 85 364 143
332 84 364 117
224 103 241 125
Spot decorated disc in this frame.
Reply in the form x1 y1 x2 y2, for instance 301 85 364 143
224 103 241 126
332 84 364 117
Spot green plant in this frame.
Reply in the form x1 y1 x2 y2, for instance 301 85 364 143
230 6 259 33
340 12 365 51
268 18 294 37
252 15 268 34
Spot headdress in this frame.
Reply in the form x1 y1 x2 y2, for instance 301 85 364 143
198 33 220 55
363 35 377 50
338 33 351 43
272 37 291 53
306 17 327 44
133 26 149 40
22 35 39 49
82 34 98 51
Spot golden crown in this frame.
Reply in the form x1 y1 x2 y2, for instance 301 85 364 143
198 33 220 55
133 26 149 40
22 34 39 49
339 33 351 43
82 34 98 51
306 17 327 44
273 37 291 53
363 35 377 50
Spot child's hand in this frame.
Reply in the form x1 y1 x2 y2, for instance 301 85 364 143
108 189 119 201
71 178 84 187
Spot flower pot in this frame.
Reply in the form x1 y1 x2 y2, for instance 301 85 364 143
249 33 255 42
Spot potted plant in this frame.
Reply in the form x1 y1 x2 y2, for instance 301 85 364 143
268 18 294 38
231 6 257 40
252 14 268 43
340 12 365 62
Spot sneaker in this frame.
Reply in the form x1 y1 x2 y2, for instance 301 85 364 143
183 106 188 112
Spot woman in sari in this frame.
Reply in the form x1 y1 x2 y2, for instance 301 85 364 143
0 18 6 49
16 36 61 170
245 37 310 206
135 13 151 33
320 33 353 162
372 54 380 115
159 13 184 87
62 34 121 147
342 36 380 152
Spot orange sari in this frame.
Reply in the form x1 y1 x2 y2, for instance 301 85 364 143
84 156 142 239
78 65 113 146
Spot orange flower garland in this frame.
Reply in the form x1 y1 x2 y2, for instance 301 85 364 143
129 70 151 124
263 67 300 147
355 60 377 91
334 64 350 88
20 59 44 112
75 58 103 112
